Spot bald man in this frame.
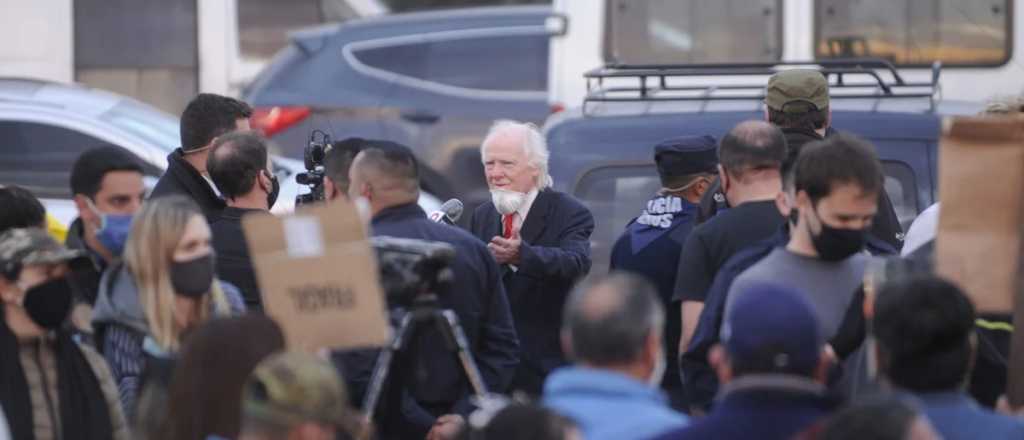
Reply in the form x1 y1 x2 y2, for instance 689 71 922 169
345 142 519 440
543 272 688 440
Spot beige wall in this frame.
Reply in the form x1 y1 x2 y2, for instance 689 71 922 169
0 0 74 82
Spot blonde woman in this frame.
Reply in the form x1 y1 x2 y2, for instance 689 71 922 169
92 195 245 419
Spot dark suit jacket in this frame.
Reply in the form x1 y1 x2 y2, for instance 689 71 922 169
210 207 264 310
469 188 594 373
341 203 520 439
150 149 225 223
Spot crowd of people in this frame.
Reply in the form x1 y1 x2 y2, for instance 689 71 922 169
0 68 1022 440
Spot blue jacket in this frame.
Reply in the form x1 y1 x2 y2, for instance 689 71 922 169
680 226 896 409
345 203 520 439
910 391 1024 440
543 367 688 440
653 375 839 440
609 195 698 399
469 189 594 375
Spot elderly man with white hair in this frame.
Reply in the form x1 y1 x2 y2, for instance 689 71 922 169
469 120 595 395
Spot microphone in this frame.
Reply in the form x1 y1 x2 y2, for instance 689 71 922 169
428 199 464 225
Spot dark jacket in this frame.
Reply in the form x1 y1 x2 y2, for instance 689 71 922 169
150 149 225 222
654 375 840 440
91 264 245 419
64 218 107 305
696 128 904 251
469 189 594 377
680 226 896 410
907 390 1024 440
210 207 264 310
348 203 520 439
609 195 698 405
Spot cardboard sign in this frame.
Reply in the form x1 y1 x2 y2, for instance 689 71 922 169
935 116 1024 314
243 200 390 352
935 115 1024 405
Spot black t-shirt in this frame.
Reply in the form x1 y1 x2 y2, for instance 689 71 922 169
673 199 785 303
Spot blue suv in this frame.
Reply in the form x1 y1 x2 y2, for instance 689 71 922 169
245 6 555 211
543 60 983 270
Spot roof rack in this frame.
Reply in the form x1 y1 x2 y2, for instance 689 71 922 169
582 58 942 114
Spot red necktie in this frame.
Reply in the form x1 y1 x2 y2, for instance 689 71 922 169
502 214 515 239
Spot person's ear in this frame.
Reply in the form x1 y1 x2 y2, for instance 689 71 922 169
323 177 337 201
795 190 813 211
361 183 373 201
256 169 270 193
717 165 729 193
709 345 733 384
814 346 835 384
693 176 711 198
0 276 21 304
560 330 574 360
73 194 100 227
774 190 790 218
644 330 661 366
292 422 333 440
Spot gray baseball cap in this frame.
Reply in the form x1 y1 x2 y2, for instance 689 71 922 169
0 228 88 280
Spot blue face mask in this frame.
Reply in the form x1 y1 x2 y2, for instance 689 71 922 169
88 200 133 257
96 214 133 257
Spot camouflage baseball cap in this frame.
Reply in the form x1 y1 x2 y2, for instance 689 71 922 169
243 351 357 430
0 228 88 280
765 69 830 114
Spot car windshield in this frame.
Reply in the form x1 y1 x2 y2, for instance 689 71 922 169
101 99 181 152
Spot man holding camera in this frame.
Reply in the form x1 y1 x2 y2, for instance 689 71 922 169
344 142 519 440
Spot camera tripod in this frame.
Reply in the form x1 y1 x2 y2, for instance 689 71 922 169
361 292 490 428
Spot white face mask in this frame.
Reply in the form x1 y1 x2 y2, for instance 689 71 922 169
490 189 526 215
353 196 372 224
648 349 667 388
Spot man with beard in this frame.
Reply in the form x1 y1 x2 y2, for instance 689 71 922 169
608 136 718 409
470 120 595 396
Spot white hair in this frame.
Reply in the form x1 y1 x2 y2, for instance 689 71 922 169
480 119 553 189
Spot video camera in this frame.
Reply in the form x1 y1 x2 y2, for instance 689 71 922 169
370 236 455 309
295 130 332 206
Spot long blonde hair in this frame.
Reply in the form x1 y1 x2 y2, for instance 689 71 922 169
123 196 229 351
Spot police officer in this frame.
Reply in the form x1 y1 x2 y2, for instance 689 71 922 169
608 135 717 409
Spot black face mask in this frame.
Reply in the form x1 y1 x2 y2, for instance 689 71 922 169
265 171 280 210
22 277 73 329
807 207 867 262
170 254 215 299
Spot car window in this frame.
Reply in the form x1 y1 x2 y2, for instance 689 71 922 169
353 34 549 92
574 162 920 272
0 121 150 199
606 0 783 64
573 165 663 272
816 0 1010 66
881 160 919 232
101 99 181 152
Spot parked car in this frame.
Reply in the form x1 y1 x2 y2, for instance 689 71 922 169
0 77 441 227
244 5 556 215
543 61 985 271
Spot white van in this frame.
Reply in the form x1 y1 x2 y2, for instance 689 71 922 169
549 0 1023 110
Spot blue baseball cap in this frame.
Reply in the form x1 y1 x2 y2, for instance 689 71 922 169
653 135 719 181
722 282 823 374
